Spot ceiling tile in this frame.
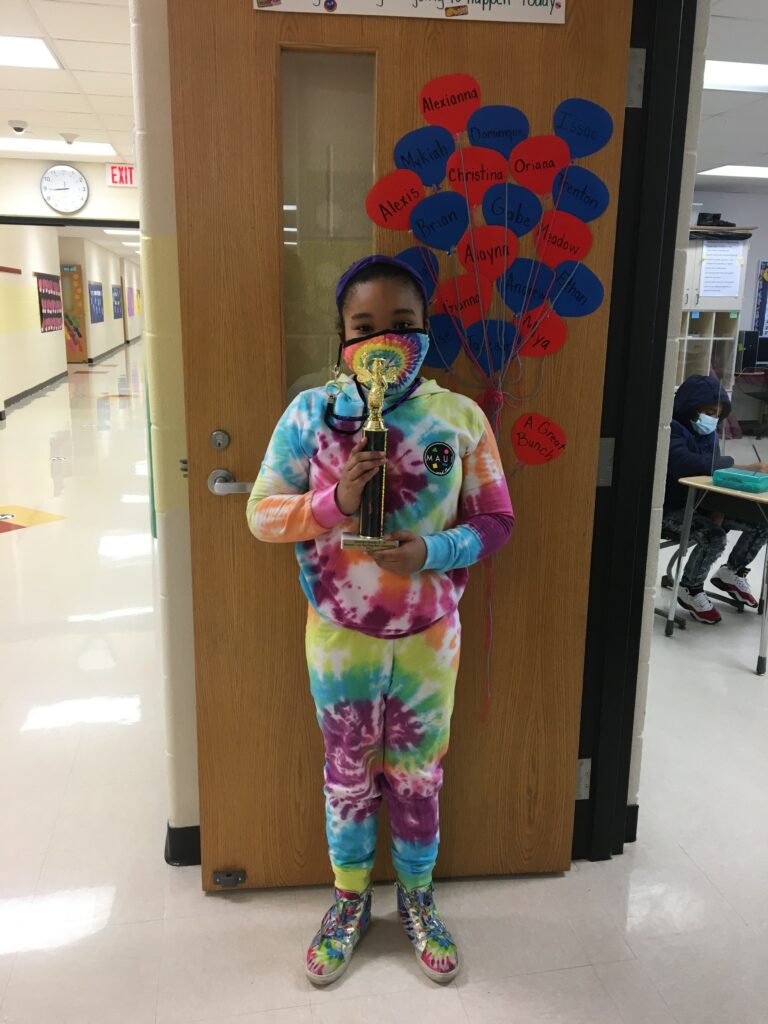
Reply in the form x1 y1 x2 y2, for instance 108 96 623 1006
55 41 132 74
0 89 90 113
707 15 768 61
0 67 79 92
0 0 41 36
708 0 768 20
30 1 129 43
98 113 134 131
701 90 766 118
71 70 132 96
0 107 103 130
89 94 133 115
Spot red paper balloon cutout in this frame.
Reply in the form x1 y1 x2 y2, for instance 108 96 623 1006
365 169 425 231
446 146 508 208
511 412 567 465
457 226 518 280
535 211 593 269
509 135 571 195
434 273 493 329
517 309 568 358
419 74 482 135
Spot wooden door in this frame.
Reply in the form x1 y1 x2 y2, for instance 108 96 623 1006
168 0 633 890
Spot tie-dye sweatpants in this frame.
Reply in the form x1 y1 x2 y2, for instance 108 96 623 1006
305 604 461 894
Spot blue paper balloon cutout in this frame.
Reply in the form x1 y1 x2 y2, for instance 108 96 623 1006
466 319 519 374
467 105 529 159
424 313 464 369
553 98 614 158
395 245 440 302
482 183 542 238
497 259 555 315
552 166 610 223
394 125 456 188
551 261 604 317
410 192 469 253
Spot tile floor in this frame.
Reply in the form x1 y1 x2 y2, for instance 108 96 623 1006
1 344 767 1022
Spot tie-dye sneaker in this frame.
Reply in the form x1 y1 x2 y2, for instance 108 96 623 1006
305 887 372 985
396 880 459 983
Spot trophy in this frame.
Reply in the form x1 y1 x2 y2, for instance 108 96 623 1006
341 357 400 551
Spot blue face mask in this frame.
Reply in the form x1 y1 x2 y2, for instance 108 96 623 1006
692 413 718 436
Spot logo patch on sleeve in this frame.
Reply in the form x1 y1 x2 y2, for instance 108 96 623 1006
424 442 455 476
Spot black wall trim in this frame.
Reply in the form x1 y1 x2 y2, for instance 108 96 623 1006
625 804 639 843
88 335 140 364
165 824 201 867
0 216 139 229
576 0 698 861
5 370 69 409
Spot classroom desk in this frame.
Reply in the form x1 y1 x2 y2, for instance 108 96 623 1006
665 475 768 675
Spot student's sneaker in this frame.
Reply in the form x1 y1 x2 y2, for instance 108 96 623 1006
396 880 459 983
677 587 722 624
711 565 759 608
305 887 371 985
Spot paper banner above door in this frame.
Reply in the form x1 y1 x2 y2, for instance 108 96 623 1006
253 0 565 25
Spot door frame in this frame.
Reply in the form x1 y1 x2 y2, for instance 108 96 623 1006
574 0 699 860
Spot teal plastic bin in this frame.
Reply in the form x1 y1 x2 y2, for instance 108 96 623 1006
712 468 768 493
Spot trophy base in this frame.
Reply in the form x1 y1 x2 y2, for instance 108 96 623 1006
341 533 400 552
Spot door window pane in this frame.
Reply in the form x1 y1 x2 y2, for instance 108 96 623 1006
281 51 375 401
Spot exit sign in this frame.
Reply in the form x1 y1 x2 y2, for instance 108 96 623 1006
107 164 136 187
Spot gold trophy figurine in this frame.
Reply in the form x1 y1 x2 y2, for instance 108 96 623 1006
341 357 401 551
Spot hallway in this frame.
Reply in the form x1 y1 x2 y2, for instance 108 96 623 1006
1 345 768 1023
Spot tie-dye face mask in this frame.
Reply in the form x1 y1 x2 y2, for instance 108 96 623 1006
342 330 430 393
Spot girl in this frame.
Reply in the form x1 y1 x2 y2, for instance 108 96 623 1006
247 255 514 985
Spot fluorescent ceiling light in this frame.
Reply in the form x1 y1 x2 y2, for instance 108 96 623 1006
0 138 115 157
122 241 140 247
104 229 140 236
284 241 298 246
699 165 768 179
0 35 58 69
283 204 297 211
283 227 298 233
704 60 768 93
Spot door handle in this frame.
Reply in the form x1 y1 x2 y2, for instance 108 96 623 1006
207 469 254 495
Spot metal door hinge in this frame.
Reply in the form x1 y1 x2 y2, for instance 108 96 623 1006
597 438 615 488
180 457 188 478
213 869 247 888
626 48 646 109
576 758 592 801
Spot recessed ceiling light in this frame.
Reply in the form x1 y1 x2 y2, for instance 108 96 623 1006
104 229 140 236
699 165 768 179
0 36 59 70
704 60 768 93
0 138 115 157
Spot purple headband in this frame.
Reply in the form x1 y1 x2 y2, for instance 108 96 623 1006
335 254 429 310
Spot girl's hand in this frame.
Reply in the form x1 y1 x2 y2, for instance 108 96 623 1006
371 531 427 576
336 437 386 516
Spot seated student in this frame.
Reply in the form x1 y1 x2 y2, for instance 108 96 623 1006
663 374 768 624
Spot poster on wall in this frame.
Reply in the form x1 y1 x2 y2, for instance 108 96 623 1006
61 264 87 361
699 239 744 299
754 260 768 337
254 0 566 24
127 287 135 317
36 273 63 333
112 285 123 319
88 282 104 324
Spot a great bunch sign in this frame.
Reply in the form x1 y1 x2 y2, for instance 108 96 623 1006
254 0 565 24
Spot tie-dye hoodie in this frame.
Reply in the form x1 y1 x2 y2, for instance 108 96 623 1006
247 375 514 639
